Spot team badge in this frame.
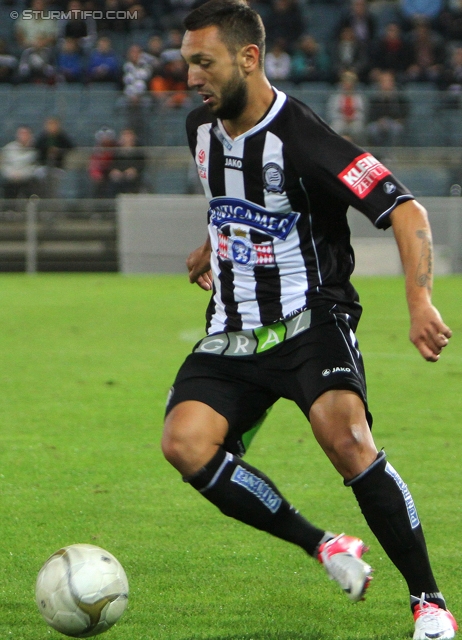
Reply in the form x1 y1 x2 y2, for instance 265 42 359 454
230 235 257 270
262 162 285 193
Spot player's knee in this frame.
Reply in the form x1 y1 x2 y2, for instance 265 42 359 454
161 419 219 476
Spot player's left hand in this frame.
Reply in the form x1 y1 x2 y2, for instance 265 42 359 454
409 304 452 362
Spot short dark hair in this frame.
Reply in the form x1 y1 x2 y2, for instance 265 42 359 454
184 0 266 66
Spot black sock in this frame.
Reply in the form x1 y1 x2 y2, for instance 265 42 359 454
410 592 447 613
346 450 441 601
185 447 326 556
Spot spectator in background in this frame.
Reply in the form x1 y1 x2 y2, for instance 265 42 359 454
17 36 56 84
405 17 445 83
35 117 74 197
367 70 409 145
58 0 97 53
122 43 153 98
0 39 18 84
369 22 413 84
1 126 39 199
151 0 176 32
56 37 85 82
99 0 130 33
435 0 462 43
15 0 59 49
88 126 117 198
162 0 197 29
140 35 164 75
290 34 332 84
336 0 376 52
437 45 462 107
87 36 121 84
108 128 145 195
126 3 153 33
264 0 305 53
331 25 370 83
327 69 366 143
161 28 185 62
150 53 190 108
265 38 292 82
399 0 443 27
121 43 153 141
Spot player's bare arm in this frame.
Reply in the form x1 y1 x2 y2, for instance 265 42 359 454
186 236 212 290
390 199 452 362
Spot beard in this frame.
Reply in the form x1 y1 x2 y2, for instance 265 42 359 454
211 69 248 120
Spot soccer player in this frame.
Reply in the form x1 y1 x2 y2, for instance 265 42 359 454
161 2 457 638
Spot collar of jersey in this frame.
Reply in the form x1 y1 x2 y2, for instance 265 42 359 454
215 88 287 145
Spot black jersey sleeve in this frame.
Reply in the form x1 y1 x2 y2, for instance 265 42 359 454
284 97 414 230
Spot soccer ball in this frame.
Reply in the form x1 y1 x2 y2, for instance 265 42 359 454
35 543 129 637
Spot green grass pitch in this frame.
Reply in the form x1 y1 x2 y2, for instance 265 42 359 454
0 274 461 640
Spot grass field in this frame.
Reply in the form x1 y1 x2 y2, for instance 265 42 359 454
1 274 461 640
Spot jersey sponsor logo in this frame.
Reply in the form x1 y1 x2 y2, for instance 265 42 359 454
385 462 420 529
262 162 285 193
209 197 299 240
383 181 397 194
224 156 243 170
197 149 207 179
231 465 282 513
338 153 391 199
322 367 351 376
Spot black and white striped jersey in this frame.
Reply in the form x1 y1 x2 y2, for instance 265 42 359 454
186 88 413 334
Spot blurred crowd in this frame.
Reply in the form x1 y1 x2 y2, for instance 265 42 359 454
0 117 147 198
1 0 462 197
0 0 461 94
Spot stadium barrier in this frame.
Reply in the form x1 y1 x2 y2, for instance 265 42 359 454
117 195 462 276
1 192 461 274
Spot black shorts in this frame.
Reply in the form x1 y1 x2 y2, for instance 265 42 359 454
166 305 372 456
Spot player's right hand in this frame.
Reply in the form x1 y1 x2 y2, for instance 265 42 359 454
186 243 212 291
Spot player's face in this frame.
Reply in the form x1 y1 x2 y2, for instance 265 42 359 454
181 25 248 121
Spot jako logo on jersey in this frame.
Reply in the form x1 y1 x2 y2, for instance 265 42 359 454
262 162 285 193
224 156 243 170
198 149 206 164
209 197 300 240
383 181 397 194
338 153 391 199
322 367 351 376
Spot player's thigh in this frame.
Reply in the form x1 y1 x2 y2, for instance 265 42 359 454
288 312 372 427
164 353 277 458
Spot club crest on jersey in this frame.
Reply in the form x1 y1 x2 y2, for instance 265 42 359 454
262 162 285 193
229 235 257 270
208 197 299 240
338 152 391 199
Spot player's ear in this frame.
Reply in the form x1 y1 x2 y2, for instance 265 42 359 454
240 44 260 74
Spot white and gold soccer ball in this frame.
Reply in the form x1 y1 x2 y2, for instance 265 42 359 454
35 543 129 637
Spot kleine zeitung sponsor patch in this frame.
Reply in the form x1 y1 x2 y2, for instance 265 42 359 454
338 152 391 199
